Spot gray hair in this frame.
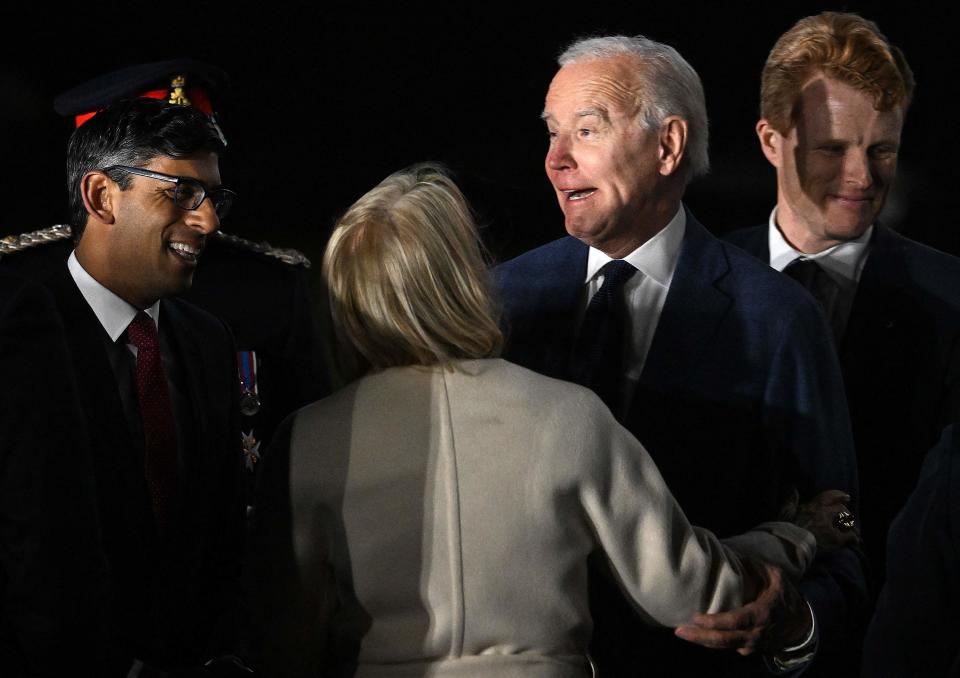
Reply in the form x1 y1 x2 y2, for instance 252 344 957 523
558 35 710 179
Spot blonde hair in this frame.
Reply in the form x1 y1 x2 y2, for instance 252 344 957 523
323 164 503 374
761 12 914 133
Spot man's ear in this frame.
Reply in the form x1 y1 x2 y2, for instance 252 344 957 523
757 119 785 169
658 116 688 177
80 171 117 225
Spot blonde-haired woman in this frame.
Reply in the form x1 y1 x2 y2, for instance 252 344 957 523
243 164 850 677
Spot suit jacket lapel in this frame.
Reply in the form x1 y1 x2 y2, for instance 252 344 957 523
46 269 157 544
48 271 142 476
638 212 733 393
501 236 587 380
841 224 914 378
547 238 589 377
159 299 206 494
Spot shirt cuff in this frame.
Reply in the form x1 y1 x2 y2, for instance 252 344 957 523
765 599 818 673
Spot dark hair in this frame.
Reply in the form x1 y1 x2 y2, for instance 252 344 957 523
66 97 226 239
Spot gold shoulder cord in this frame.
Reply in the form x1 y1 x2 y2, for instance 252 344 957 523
214 231 312 268
0 224 73 257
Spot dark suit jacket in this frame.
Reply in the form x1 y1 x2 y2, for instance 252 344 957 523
32 265 245 672
725 224 960 585
3 233 329 477
0 268 107 676
496 211 865 676
181 234 331 460
861 423 960 677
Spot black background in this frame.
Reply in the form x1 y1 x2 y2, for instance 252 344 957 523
3 1 958 291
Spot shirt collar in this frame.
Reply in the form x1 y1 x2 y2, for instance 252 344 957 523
767 206 872 284
585 205 686 286
67 250 160 342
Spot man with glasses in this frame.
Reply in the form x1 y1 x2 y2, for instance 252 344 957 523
7 97 246 676
2 58 331 501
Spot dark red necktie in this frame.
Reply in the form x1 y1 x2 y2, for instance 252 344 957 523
126 311 178 532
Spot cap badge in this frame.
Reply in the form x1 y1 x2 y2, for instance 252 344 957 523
168 74 192 107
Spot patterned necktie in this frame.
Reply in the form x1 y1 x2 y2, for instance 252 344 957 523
126 311 178 532
573 259 638 415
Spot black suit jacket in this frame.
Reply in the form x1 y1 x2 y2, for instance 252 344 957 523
726 224 960 585
496 212 866 676
861 423 960 677
0 268 107 677
181 234 331 462
34 265 245 672
2 233 329 482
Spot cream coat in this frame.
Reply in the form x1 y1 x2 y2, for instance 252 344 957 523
245 359 814 677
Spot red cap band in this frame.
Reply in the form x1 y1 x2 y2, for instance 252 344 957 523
74 86 214 128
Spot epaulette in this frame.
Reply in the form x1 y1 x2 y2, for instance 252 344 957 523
0 224 73 256
214 231 311 268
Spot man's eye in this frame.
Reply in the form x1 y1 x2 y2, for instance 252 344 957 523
817 144 844 155
178 183 201 200
578 128 594 138
871 145 898 159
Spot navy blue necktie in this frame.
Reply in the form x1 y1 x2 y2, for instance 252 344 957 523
573 259 637 414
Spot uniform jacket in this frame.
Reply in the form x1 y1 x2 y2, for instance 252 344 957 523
1 229 329 471
34 264 244 671
495 211 866 676
182 233 331 464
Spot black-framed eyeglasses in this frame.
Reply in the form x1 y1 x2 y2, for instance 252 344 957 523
102 165 237 220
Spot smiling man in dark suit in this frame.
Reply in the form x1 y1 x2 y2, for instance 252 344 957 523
6 98 246 676
725 12 960 594
496 35 865 676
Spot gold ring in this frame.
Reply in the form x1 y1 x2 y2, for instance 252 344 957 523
834 509 855 532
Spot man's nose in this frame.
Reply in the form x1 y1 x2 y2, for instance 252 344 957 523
546 135 576 171
185 197 220 235
843 150 873 188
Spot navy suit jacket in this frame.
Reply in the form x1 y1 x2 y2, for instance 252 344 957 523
496 211 866 675
31 265 245 673
726 224 960 585
862 423 960 677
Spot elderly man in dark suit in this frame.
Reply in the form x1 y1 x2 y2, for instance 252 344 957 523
725 12 960 591
496 35 865 676
5 98 246 676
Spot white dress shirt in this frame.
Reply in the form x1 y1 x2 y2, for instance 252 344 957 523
582 206 685 418
68 250 160 349
768 207 872 342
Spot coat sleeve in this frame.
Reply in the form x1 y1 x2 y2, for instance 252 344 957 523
574 392 816 628
763 301 869 659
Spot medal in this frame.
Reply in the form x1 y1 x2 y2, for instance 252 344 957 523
241 430 261 471
236 350 260 416
240 390 261 417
